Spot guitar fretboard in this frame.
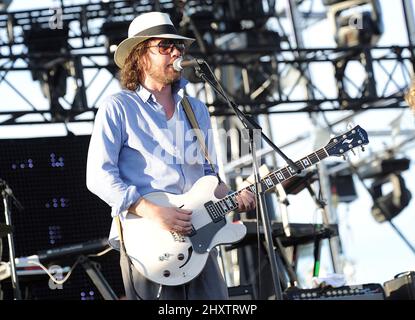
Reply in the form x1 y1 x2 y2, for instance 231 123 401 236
207 147 329 221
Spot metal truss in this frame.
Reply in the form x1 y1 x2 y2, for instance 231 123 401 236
0 0 413 125
192 45 414 115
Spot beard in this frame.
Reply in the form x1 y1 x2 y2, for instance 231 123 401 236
147 64 181 85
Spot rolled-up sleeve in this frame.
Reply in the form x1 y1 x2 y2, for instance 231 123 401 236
86 97 141 217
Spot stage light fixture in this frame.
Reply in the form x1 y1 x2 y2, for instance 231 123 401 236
325 0 383 47
24 24 71 121
101 20 130 55
358 158 411 180
101 20 130 76
370 173 412 223
219 0 276 32
359 156 412 223
335 10 383 47
329 166 358 203
0 0 12 11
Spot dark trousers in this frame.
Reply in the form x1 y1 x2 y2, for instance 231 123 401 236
120 246 229 300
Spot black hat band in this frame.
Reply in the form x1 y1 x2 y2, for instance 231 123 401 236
134 24 178 37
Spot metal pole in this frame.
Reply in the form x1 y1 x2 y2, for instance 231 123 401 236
388 220 415 255
316 160 343 273
2 195 22 300
79 256 118 300
251 131 284 300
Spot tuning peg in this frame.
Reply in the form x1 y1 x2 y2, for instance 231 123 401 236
361 146 365 152
350 149 356 156
342 154 348 160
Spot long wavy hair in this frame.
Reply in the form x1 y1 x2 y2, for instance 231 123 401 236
119 41 149 91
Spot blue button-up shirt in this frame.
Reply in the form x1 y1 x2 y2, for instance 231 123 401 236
86 78 218 248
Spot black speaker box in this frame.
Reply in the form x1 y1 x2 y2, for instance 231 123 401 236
384 271 415 300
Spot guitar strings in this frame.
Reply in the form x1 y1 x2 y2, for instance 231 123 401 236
215 133 363 211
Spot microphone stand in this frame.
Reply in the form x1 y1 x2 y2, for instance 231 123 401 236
0 179 23 300
192 61 302 300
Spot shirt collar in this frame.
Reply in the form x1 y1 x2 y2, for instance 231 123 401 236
135 78 189 103
135 85 152 103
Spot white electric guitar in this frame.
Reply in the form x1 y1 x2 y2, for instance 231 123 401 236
122 125 369 286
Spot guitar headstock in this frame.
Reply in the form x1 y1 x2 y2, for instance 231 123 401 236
325 125 369 157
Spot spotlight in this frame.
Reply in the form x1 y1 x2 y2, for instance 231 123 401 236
101 20 130 76
370 173 412 223
360 156 412 223
358 158 410 179
177 5 224 84
101 20 130 55
325 0 383 47
24 24 71 121
329 165 358 203
335 10 383 47
327 1 384 108
219 0 276 32
0 0 12 11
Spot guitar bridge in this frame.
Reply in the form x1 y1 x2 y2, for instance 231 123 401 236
170 231 186 242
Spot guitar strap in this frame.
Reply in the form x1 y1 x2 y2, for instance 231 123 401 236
181 95 222 184
115 215 124 246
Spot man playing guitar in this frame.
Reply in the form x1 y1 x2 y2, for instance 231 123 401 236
86 11 255 300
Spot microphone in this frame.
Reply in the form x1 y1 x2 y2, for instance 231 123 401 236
173 57 205 71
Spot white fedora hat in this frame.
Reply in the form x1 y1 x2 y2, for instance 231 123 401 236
114 11 194 69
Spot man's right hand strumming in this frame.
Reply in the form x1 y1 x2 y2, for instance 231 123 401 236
129 198 193 235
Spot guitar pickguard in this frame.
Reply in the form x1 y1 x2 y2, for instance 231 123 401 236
189 218 226 253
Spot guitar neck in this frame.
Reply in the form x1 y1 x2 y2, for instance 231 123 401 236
214 147 329 217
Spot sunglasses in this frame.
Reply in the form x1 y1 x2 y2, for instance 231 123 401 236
146 40 186 55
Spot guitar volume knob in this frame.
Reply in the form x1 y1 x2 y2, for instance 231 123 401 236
177 253 185 261
163 270 171 277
